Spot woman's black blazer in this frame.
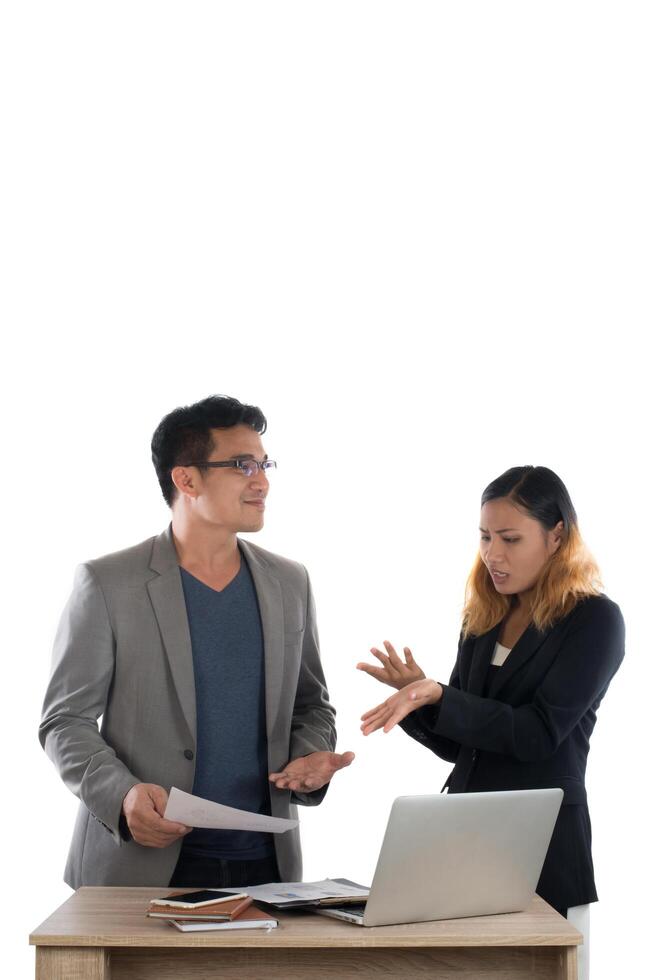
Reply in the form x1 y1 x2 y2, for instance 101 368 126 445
400 594 625 913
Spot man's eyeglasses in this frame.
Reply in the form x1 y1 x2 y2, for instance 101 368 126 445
178 459 277 478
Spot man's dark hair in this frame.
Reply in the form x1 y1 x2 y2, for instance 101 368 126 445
151 395 267 507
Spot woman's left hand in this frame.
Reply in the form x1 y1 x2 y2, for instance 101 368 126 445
360 678 443 735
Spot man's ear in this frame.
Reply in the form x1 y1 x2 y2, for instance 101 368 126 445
171 465 199 500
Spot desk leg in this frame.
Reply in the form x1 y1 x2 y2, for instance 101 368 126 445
558 945 578 980
35 947 110 980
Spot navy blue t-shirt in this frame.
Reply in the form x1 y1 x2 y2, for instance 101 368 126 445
178 554 274 860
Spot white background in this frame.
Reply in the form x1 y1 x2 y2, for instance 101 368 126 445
1 3 652 976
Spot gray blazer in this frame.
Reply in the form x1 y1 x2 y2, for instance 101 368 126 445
40 526 336 887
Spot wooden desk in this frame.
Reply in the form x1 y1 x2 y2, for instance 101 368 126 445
30 887 581 979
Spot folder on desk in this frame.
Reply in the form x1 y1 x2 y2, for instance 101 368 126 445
147 895 253 922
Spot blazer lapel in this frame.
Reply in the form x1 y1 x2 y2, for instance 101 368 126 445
468 623 501 695
488 623 549 699
239 540 284 743
147 525 196 741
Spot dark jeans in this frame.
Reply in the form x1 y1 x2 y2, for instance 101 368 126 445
169 848 280 888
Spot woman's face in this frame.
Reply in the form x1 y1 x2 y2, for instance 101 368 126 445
479 497 563 598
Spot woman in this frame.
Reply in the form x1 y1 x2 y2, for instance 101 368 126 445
358 466 624 980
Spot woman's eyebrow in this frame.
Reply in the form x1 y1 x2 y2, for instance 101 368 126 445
479 526 519 533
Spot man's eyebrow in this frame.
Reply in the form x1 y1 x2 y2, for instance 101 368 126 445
479 527 520 533
228 453 269 461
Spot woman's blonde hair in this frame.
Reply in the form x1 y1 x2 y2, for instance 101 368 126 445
462 466 602 638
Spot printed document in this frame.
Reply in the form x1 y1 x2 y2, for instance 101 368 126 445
231 879 370 907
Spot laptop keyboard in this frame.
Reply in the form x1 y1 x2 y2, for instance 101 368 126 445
330 903 366 918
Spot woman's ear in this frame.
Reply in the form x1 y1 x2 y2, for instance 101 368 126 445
550 520 565 554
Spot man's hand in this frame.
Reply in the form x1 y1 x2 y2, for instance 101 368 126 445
357 640 425 690
360 678 443 735
269 751 355 793
122 783 191 848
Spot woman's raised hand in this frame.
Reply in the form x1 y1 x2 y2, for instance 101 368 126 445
357 640 426 690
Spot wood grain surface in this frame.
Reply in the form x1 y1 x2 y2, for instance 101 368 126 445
30 889 581 980
30 886 581 948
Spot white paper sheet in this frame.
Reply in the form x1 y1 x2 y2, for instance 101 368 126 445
164 787 298 834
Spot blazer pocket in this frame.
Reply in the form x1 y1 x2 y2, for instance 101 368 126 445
558 778 587 805
284 629 305 649
533 776 587 805
283 593 306 635
284 617 306 636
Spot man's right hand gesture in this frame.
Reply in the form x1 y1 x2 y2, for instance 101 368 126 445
122 783 190 847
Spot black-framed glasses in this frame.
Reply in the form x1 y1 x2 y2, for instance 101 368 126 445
178 459 277 478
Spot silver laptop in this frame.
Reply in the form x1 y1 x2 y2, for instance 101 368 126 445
318 788 562 927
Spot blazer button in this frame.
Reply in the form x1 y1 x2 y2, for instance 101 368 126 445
471 750 478 762
184 749 194 760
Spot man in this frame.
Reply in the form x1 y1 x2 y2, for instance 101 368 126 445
40 394 353 888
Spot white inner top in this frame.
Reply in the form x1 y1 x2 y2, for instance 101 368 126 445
491 641 512 667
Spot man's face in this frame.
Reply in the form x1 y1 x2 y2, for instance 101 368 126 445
173 424 270 533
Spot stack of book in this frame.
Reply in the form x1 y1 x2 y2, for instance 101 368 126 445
147 890 278 932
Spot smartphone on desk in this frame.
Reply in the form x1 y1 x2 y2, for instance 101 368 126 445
151 890 247 909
